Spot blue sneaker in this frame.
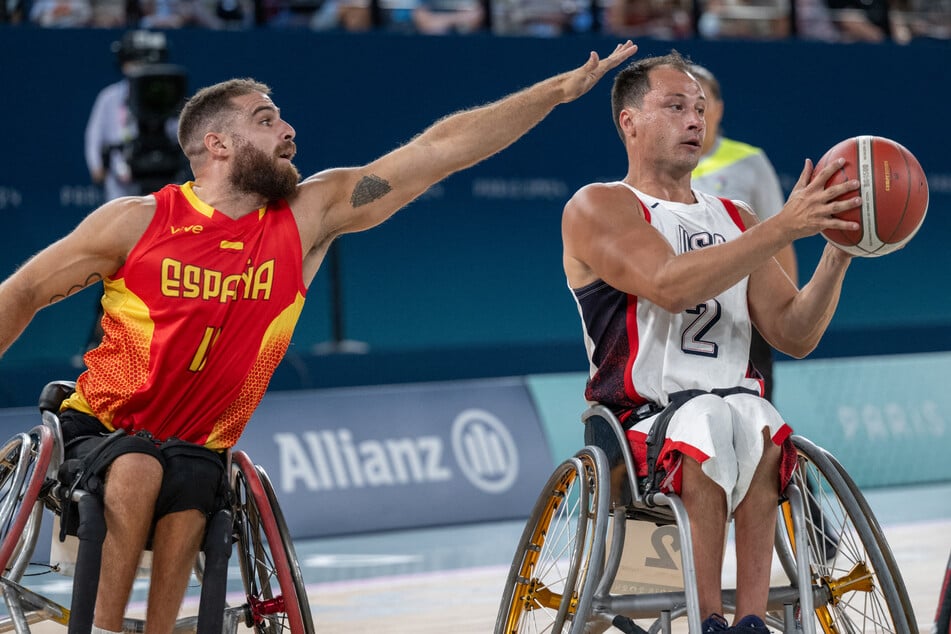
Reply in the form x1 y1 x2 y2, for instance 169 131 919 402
702 613 729 633
730 615 770 634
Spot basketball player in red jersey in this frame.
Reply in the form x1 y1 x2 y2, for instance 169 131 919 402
562 52 861 633
0 41 636 634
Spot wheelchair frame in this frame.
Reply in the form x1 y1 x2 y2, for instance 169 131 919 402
0 381 315 634
496 404 917 634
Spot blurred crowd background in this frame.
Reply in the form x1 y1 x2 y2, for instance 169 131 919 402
0 0 947 407
4 0 950 43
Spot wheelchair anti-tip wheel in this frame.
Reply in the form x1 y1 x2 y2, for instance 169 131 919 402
231 451 314 634
777 435 915 634
496 446 609 634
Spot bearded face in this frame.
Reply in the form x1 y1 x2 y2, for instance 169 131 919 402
228 135 300 202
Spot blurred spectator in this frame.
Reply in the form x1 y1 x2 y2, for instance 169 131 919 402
413 0 486 33
605 0 692 38
29 0 92 25
2 0 27 22
492 0 584 35
824 0 911 41
260 0 326 27
214 0 255 27
792 0 841 40
310 0 418 31
900 0 951 38
696 0 787 38
136 0 221 27
89 0 131 25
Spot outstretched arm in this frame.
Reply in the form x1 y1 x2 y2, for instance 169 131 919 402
295 42 638 246
0 197 153 358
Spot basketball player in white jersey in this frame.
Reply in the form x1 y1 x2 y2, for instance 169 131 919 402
562 51 861 633
690 63 796 403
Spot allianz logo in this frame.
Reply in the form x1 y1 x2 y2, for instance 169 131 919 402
274 408 519 495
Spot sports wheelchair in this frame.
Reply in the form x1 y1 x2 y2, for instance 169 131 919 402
0 381 315 634
496 404 916 634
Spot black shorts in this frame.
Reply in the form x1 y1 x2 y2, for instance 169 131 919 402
59 409 227 519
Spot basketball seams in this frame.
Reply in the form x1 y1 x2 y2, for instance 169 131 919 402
857 135 878 254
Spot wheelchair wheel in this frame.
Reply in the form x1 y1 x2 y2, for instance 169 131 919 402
231 451 314 634
936 551 951 634
496 446 609 634
0 426 53 576
778 435 915 634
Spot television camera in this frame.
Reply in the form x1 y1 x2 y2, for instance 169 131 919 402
112 31 189 193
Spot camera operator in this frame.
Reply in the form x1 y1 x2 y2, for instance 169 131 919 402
82 30 188 351
84 30 187 200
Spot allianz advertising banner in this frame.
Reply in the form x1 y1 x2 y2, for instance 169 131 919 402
234 377 554 538
0 377 554 540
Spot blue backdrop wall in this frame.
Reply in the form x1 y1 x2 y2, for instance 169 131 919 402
0 29 948 405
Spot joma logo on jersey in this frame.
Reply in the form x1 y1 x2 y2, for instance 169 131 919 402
170 224 204 235
678 225 726 253
161 257 274 302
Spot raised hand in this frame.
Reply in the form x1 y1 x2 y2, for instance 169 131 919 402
560 41 638 103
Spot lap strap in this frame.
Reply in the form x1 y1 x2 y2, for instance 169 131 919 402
57 429 127 541
642 386 760 496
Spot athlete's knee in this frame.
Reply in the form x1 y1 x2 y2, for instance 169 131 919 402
154 508 208 546
106 452 164 490
100 455 164 528
673 394 740 467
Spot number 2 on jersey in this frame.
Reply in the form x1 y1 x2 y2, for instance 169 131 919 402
681 299 720 357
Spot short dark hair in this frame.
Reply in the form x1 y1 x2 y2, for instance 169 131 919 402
177 78 271 160
610 50 694 140
688 63 721 101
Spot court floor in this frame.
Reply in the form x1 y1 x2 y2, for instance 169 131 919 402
11 481 951 633
290 481 951 632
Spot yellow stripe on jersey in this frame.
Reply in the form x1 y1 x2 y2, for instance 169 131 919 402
181 181 215 218
66 277 155 429
203 292 306 450
181 181 268 219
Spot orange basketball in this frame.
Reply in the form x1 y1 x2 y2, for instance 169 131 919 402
814 135 929 257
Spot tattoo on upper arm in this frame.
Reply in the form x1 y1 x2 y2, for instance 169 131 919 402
48 273 104 305
350 175 392 208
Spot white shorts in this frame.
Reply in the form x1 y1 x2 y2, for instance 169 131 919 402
626 392 794 514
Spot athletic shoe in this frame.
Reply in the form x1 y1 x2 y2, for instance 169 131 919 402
730 614 770 634
702 613 729 633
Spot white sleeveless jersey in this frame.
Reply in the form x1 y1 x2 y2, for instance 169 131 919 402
571 183 763 412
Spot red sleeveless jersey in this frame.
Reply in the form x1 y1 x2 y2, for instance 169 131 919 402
64 183 307 449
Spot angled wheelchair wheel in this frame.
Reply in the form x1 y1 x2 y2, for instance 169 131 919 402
496 446 609 634
936 551 951 634
0 426 53 577
777 435 915 634
231 451 315 634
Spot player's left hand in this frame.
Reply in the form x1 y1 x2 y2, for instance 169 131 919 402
560 41 638 103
